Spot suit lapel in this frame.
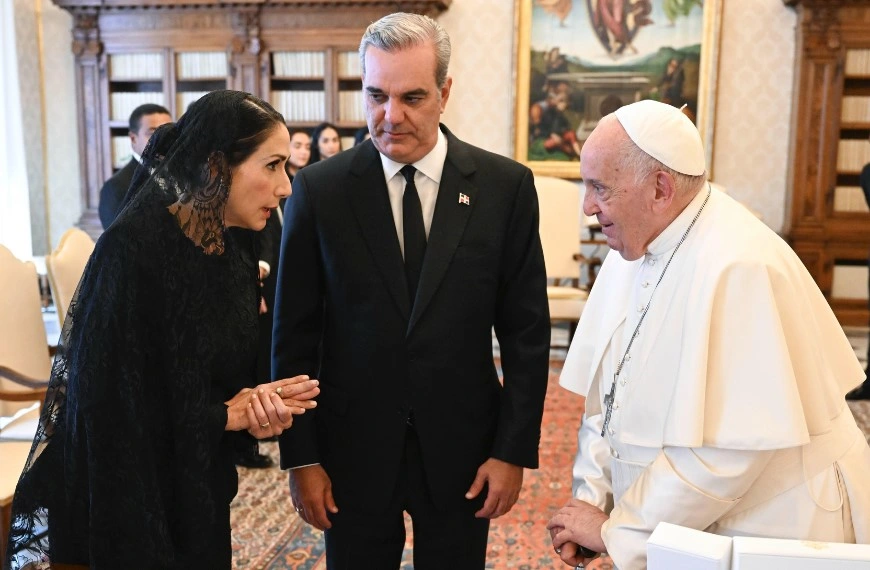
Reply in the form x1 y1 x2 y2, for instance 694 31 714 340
408 129 476 333
346 142 411 320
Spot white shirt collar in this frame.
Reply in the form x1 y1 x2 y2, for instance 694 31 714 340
379 128 448 183
131 151 142 164
646 182 710 257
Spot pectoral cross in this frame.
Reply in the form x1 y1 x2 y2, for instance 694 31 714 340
600 374 618 437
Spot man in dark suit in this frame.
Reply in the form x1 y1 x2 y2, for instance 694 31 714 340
272 12 550 569
98 103 171 229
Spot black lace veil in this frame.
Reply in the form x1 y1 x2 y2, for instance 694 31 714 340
5 90 285 570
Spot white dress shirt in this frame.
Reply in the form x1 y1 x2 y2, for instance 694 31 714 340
378 129 448 259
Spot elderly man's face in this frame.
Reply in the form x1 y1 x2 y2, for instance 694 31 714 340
580 118 658 261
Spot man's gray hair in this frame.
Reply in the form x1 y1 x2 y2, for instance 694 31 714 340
359 12 451 88
617 135 706 196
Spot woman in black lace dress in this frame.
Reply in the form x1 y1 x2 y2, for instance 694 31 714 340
5 91 320 570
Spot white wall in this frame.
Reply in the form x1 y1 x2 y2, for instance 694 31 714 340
16 0 798 251
711 0 796 233
438 0 516 158
13 0 80 255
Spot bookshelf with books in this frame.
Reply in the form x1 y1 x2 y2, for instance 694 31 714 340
268 48 366 136
51 0 452 238
174 51 230 114
786 0 870 326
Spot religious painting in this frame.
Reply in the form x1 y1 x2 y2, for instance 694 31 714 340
514 0 721 178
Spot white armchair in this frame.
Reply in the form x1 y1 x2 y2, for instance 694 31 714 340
45 227 95 327
536 176 589 345
0 245 51 562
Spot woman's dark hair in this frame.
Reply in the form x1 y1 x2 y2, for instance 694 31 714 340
288 126 310 140
309 122 341 164
137 90 285 202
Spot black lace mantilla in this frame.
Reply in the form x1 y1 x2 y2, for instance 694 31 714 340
5 91 264 569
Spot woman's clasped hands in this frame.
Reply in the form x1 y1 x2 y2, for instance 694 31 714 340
225 375 319 437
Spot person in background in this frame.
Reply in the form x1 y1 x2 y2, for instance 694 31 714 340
849 139 870 400
98 103 172 229
548 100 870 569
273 12 550 570
237 126 314 470
309 122 341 164
5 90 320 570
287 127 312 181
353 126 370 146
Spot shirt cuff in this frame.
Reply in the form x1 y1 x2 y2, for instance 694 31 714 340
288 463 320 470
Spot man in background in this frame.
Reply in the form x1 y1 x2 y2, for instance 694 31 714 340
98 103 171 229
548 100 870 569
273 12 549 569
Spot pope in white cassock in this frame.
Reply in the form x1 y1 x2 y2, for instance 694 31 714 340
547 100 870 570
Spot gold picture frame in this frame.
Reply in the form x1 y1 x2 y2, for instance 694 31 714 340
513 0 722 179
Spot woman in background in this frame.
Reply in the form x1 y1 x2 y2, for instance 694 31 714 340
287 127 312 181
5 90 319 570
308 121 341 164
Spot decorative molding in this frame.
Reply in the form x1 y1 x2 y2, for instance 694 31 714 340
53 0 451 14
70 11 101 58
802 5 842 53
231 10 261 56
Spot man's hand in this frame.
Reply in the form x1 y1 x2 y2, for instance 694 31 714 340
547 498 608 556
465 458 523 519
289 464 338 531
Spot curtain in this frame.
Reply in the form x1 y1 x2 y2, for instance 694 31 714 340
0 0 33 260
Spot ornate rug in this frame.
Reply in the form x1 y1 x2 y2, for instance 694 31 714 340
231 363 870 569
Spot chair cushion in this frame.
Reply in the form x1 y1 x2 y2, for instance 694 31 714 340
0 441 31 506
547 285 588 300
0 403 39 442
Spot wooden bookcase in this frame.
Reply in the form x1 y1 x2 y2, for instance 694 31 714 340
785 0 870 326
51 0 451 238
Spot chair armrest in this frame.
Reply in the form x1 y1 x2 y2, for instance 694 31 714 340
0 388 47 403
0 366 50 391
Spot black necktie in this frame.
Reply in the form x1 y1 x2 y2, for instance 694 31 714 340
401 165 426 304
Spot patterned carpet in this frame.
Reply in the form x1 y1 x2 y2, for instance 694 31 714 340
230 334 870 570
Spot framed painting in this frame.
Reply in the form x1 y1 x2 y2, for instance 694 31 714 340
513 0 722 179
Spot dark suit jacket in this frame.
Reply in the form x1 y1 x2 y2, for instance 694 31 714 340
273 126 550 512
98 158 138 229
256 199 285 383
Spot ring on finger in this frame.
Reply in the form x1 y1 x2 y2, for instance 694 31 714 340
276 386 283 394
260 421 271 428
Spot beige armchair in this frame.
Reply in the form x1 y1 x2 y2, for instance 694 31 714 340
0 245 51 426
45 228 95 327
536 176 589 345
0 245 52 561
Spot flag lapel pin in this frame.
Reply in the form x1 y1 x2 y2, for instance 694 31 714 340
458 193 470 206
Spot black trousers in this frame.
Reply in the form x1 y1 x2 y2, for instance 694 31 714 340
324 427 490 570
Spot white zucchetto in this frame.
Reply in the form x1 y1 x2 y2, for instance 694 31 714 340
614 100 706 176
